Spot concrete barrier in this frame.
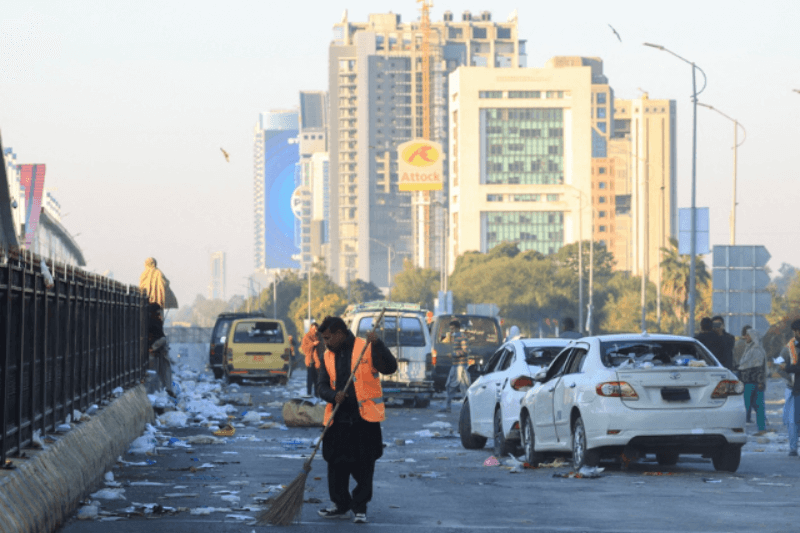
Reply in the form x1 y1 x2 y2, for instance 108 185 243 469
0 384 154 533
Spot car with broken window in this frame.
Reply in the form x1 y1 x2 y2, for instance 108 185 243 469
209 312 267 379
518 334 746 472
223 318 293 384
458 338 570 455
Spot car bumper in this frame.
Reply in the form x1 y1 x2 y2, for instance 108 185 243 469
382 381 434 399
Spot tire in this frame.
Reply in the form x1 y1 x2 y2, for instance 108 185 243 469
212 368 224 380
571 416 599 468
712 444 741 472
656 451 679 466
522 415 543 466
459 399 487 450
493 408 513 457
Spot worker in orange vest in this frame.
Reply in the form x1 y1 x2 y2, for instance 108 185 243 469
316 316 397 524
301 320 323 397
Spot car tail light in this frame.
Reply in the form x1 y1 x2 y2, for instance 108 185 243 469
711 380 744 398
510 376 534 391
432 349 437 367
210 343 216 355
281 348 291 361
596 382 639 400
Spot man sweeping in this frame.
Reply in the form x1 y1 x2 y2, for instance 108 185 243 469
316 315 397 524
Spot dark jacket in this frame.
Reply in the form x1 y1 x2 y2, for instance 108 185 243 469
783 339 800 396
695 331 722 364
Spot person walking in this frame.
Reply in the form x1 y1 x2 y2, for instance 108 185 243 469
301 321 322 397
778 320 800 456
440 319 470 413
739 327 768 435
316 316 397 524
147 302 173 397
711 316 736 371
559 317 582 339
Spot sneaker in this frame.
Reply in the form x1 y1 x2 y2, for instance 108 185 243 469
318 506 350 519
353 512 368 524
789 450 798 457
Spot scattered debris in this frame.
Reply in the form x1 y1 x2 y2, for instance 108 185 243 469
483 456 500 467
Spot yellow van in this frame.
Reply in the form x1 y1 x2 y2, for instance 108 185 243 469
223 318 293 384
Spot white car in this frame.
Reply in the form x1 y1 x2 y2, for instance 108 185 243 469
518 334 747 472
458 338 571 456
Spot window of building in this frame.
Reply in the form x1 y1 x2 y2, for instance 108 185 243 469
511 194 540 202
597 122 607 133
545 91 564 99
479 91 503 99
497 27 511 39
487 194 504 202
473 27 487 39
598 211 607 218
597 107 606 119
483 210 564 255
596 92 607 104
599 182 607 189
546 194 560 202
598 167 606 174
449 27 463 39
598 196 607 204
599 225 607 232
509 91 540 99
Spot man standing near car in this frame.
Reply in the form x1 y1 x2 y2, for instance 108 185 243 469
559 317 582 339
778 320 800 456
712 316 736 371
441 319 470 413
316 316 397 524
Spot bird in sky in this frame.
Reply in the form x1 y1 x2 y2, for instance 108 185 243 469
608 24 622 42
220 148 230 162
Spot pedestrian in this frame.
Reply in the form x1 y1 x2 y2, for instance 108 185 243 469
440 319 470 413
778 319 800 456
316 315 397 524
301 321 322 397
739 327 767 435
559 317 582 339
147 302 174 397
695 317 722 362
732 325 753 420
712 316 736 371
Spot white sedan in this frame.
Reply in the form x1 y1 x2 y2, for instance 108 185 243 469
458 338 570 456
518 334 747 472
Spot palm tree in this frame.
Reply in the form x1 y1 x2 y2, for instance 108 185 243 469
660 237 711 333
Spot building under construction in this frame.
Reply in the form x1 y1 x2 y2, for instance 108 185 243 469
327 9 526 290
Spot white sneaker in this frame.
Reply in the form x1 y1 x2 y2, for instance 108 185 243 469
353 512 368 523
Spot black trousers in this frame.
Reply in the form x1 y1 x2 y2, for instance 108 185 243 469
306 365 318 396
327 459 375 514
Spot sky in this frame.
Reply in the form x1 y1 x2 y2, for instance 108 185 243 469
1 0 799 308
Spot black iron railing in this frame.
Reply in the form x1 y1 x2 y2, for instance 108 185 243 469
0 248 148 464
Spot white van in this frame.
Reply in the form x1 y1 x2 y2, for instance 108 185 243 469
343 301 434 408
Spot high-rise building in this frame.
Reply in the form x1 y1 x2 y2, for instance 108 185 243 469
327 10 526 288
296 92 330 272
611 95 677 277
448 64 593 263
253 110 300 270
209 251 226 300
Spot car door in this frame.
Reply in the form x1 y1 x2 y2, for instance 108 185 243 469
532 348 573 447
498 343 526 435
470 347 507 436
553 345 589 444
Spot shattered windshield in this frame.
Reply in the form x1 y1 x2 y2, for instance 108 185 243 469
601 340 717 369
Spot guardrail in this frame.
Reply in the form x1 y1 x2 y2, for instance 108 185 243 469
0 248 148 464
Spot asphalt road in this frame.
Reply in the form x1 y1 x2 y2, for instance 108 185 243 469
57 371 800 533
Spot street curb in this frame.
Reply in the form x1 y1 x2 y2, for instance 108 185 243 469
0 384 154 533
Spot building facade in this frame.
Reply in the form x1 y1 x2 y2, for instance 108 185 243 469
209 251 226 300
327 10 526 289
448 64 593 265
253 110 300 271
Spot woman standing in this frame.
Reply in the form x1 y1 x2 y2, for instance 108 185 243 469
739 327 767 435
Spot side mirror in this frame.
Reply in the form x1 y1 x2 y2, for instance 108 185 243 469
533 371 547 383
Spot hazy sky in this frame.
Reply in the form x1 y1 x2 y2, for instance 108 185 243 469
2 0 798 308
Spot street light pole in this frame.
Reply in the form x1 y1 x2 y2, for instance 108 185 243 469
697 103 746 246
644 42 706 336
273 270 280 319
370 238 394 302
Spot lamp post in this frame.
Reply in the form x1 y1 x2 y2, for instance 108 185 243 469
272 270 281 319
697 103 746 245
644 42 706 336
564 185 590 333
369 238 394 302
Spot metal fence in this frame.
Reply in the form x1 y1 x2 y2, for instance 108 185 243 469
0 249 148 464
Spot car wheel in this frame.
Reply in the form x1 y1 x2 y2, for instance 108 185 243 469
459 399 487 450
571 416 599 468
522 415 543 466
712 444 741 472
493 408 513 457
656 451 679 466
212 368 224 380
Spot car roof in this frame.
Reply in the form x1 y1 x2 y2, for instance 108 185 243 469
515 338 571 347
230 317 285 326
216 312 267 320
571 333 698 343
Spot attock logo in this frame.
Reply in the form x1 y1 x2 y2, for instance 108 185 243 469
401 142 439 167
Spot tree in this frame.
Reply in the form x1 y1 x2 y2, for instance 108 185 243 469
659 237 711 333
347 279 385 304
390 259 440 310
286 268 347 335
772 263 798 296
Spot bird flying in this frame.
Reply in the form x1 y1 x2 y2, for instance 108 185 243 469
608 24 622 42
220 148 230 162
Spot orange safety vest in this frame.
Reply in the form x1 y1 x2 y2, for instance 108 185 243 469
323 337 385 426
788 340 798 365
301 329 321 369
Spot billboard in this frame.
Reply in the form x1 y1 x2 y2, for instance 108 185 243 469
397 139 443 191
20 164 45 248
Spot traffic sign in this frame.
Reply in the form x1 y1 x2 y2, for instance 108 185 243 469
712 245 772 334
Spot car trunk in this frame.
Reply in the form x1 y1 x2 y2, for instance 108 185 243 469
378 313 428 384
616 367 730 409
232 343 286 371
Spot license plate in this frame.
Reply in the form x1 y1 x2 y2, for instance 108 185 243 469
252 356 264 362
661 387 690 401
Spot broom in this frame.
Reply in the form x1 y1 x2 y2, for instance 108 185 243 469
256 308 387 526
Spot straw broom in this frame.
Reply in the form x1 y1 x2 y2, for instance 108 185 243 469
257 308 387 526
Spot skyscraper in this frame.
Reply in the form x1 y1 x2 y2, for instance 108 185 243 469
253 110 300 270
327 10 526 289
